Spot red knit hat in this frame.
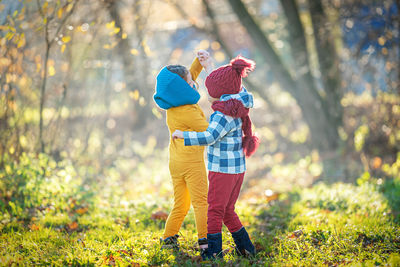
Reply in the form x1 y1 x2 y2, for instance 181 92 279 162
206 56 255 98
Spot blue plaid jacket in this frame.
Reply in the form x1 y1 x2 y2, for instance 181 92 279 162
183 88 253 174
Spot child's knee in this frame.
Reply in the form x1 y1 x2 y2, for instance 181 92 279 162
191 195 208 208
208 204 226 217
172 202 190 216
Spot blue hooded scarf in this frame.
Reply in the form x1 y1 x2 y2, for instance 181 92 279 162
153 67 200 110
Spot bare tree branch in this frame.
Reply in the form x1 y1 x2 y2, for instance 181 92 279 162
36 0 80 153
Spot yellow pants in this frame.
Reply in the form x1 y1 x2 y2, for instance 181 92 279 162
163 160 208 239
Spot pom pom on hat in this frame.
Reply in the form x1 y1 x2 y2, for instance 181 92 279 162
230 56 255 78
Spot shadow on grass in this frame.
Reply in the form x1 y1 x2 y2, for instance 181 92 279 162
144 191 301 266
252 191 300 261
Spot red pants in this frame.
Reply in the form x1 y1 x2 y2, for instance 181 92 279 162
207 171 244 234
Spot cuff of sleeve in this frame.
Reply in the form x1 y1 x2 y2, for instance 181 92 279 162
183 131 190 146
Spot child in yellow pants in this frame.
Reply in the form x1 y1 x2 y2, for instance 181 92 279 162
153 50 213 259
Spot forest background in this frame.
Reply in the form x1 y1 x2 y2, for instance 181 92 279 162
0 0 399 265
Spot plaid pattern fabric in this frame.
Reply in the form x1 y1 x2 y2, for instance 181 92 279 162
183 111 245 174
220 87 253 108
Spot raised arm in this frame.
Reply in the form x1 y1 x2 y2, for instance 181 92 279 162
189 57 203 81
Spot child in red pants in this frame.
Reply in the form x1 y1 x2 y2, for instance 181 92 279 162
173 56 259 259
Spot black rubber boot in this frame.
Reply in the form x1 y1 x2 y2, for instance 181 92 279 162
207 232 223 259
231 227 256 257
198 238 209 260
160 234 179 250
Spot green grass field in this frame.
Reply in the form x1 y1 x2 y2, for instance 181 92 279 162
1 153 400 266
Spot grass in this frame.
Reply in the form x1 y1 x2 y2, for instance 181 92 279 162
259 182 400 266
1 178 400 266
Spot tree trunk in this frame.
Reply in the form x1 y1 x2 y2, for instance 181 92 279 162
307 0 343 127
37 0 79 153
396 0 400 94
132 0 153 128
106 0 153 129
227 0 340 150
105 0 135 91
39 43 50 153
279 0 326 111
201 0 274 108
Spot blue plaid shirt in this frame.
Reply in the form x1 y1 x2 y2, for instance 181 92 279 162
183 88 253 174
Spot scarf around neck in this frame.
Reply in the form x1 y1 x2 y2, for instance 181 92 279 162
212 98 259 157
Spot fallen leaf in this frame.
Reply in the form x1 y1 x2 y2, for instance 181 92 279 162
288 233 296 239
75 207 88 215
151 211 168 221
103 255 120 266
29 224 40 231
288 229 303 239
254 242 266 251
372 157 382 169
266 192 280 202
67 221 78 231
321 209 332 214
